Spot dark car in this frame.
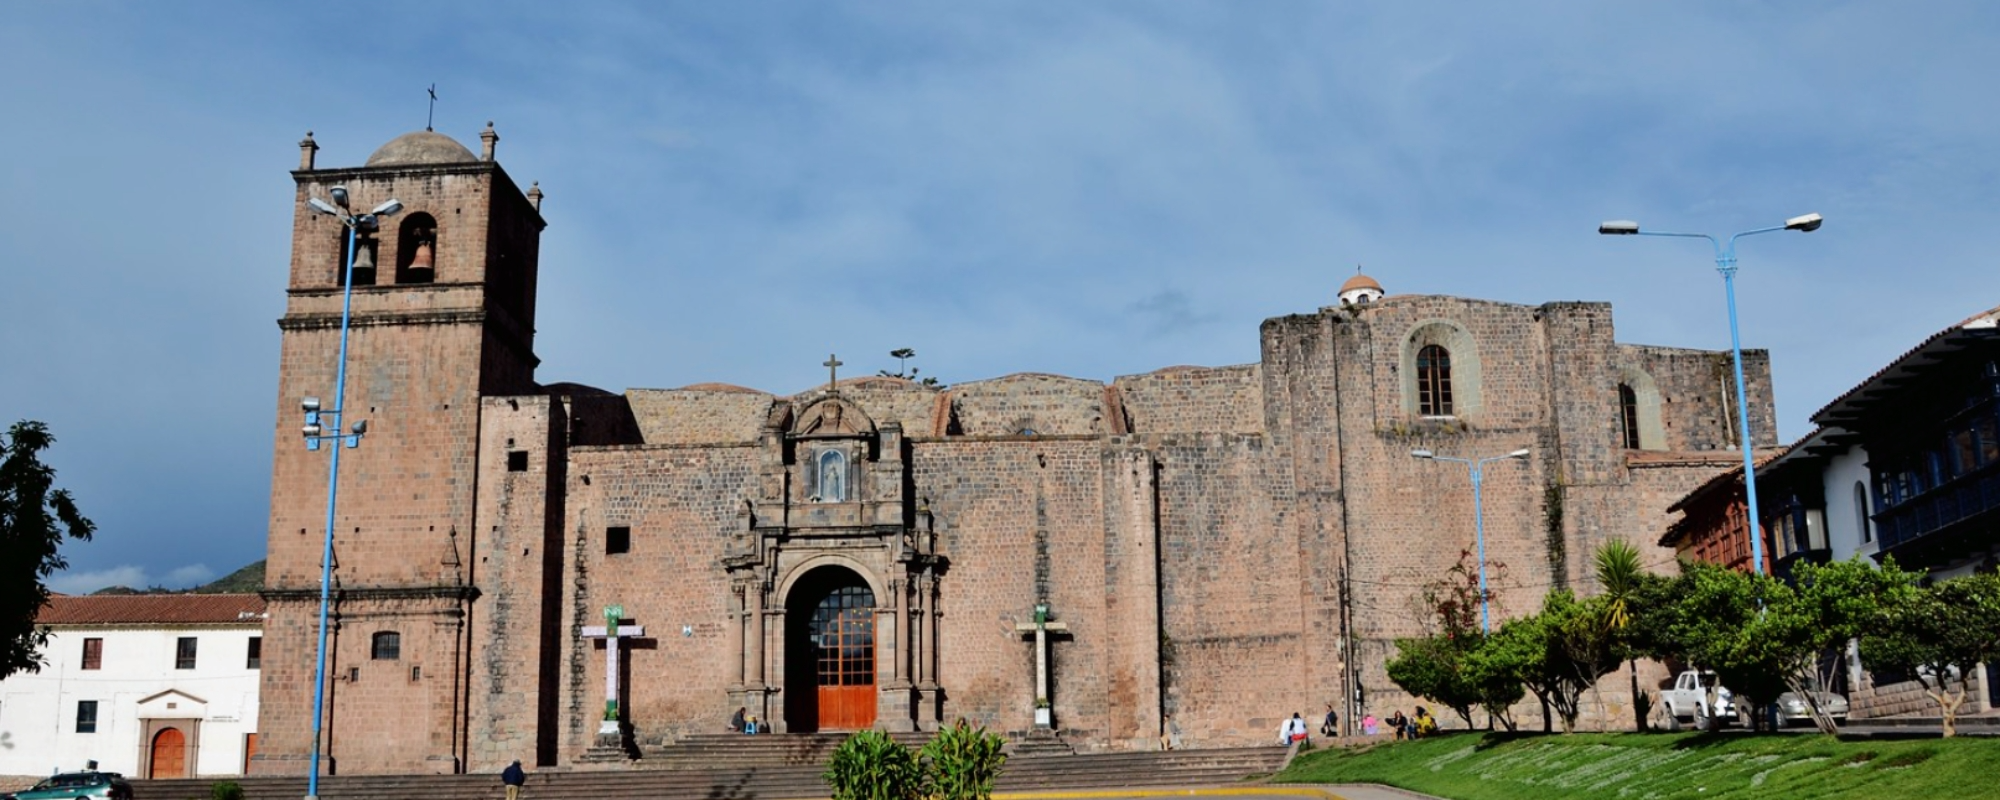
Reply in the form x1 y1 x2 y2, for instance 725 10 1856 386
3 772 133 800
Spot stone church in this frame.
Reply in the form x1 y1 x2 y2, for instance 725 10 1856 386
253 126 1773 775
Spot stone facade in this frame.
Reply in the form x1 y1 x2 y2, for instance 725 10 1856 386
254 130 1775 775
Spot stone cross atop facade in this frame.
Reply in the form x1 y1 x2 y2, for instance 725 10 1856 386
1014 602 1070 729
824 354 843 394
581 605 644 736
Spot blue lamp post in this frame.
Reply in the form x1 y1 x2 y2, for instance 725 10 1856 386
300 185 399 800
1598 213 1822 576
1410 447 1530 634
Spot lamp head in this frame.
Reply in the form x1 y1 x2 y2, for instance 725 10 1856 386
350 419 368 435
1784 212 1823 232
329 185 350 209
1410 449 1434 459
371 199 403 217
355 214 379 233
307 197 340 217
301 397 321 413
302 423 323 438
1598 220 1640 235
1507 448 1531 458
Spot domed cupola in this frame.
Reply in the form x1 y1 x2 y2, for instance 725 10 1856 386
1338 268 1385 306
365 130 479 167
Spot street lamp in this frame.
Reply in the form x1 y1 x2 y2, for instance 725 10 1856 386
1598 212 1821 576
1410 447 1530 633
300 185 399 800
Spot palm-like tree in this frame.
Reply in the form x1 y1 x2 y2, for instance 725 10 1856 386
1594 539 1647 730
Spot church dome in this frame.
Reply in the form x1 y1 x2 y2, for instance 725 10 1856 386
365 130 478 167
1338 270 1386 306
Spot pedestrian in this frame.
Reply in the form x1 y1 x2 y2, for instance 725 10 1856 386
1413 706 1437 739
729 706 746 733
1387 709 1408 741
745 714 759 735
1281 712 1309 745
501 759 526 800
1320 703 1339 738
1160 713 1182 750
1361 712 1379 736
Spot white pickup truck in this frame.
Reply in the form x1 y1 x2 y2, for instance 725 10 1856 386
1657 670 1735 730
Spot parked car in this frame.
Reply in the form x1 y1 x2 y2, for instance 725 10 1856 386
2 772 133 800
1774 689 1850 727
1657 670 1735 730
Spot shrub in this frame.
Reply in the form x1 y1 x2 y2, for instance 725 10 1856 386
824 730 924 800
921 720 1009 800
209 782 244 800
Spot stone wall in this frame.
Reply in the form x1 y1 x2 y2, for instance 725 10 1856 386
947 374 1111 437
1113 365 1264 436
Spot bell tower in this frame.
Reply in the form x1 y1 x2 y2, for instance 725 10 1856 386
255 125 546 776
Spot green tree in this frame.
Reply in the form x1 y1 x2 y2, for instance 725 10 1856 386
919 719 1009 800
1466 591 1618 733
879 347 942 387
1466 611 1558 732
1860 572 2000 737
1759 558 1918 734
1592 539 1653 731
0 421 96 679
1660 561 1788 730
1385 634 1484 729
823 730 924 800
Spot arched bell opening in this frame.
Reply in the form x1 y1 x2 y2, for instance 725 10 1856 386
396 212 438 284
783 565 877 732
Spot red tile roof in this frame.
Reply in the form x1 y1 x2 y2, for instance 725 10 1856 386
35 594 265 626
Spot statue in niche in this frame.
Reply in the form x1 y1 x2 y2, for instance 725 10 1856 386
817 449 847 502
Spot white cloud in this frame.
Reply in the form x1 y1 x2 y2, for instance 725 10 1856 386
48 564 216 595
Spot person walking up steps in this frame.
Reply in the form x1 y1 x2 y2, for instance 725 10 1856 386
501 760 526 800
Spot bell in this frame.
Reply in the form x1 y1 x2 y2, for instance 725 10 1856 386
410 240 434 271
351 239 376 273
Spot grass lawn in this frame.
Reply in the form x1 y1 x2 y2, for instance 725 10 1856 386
1276 730 1999 800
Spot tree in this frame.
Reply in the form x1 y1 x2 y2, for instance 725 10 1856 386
1860 571 2000 737
1386 634 1483 729
1592 539 1654 731
1466 591 1619 733
879 347 942 387
1758 558 1918 734
1466 611 1559 732
0 421 96 679
1659 561 1788 730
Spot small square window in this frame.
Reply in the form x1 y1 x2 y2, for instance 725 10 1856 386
246 636 262 670
76 700 98 733
606 526 631 555
176 637 198 670
372 631 401 660
507 451 529 472
81 637 102 670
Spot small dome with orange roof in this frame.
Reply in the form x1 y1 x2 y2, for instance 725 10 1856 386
1338 267 1385 306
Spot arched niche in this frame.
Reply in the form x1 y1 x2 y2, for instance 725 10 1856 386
1616 364 1666 451
1400 319 1483 417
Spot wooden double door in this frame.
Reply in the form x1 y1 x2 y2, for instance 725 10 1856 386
787 573 877 731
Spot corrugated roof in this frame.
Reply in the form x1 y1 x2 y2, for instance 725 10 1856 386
35 594 265 626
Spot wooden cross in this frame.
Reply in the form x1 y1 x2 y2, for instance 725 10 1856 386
824 354 843 393
1014 603 1070 727
581 605 644 735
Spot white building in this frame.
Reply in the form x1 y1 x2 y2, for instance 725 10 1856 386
0 595 263 778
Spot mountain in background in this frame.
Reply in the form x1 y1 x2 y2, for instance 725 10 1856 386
89 561 265 595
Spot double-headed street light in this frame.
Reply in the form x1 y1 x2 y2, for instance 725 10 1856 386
1598 212 1822 576
1411 448 1530 634
300 185 399 800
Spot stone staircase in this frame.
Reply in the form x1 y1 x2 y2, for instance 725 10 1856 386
131 741 1287 800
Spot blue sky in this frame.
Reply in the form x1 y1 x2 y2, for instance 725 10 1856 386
4 2 1996 593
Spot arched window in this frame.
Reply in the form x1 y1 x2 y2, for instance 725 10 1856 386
1854 481 1872 543
817 450 847 502
1619 384 1642 449
1416 344 1453 416
395 213 438 284
371 631 401 661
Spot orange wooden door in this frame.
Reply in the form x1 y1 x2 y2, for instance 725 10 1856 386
150 727 187 778
811 585 876 730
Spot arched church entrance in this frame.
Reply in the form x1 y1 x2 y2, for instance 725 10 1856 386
784 566 877 732
149 727 187 778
